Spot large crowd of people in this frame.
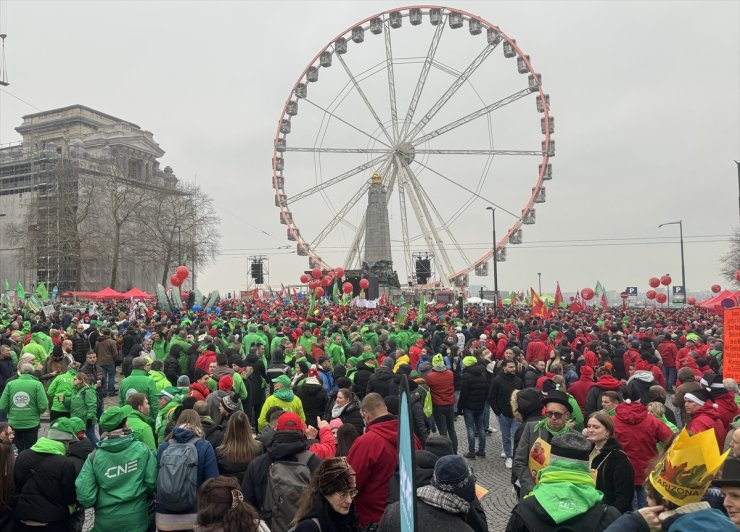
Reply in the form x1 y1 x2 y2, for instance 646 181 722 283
0 296 737 531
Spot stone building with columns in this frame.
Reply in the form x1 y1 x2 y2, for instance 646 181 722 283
0 105 182 292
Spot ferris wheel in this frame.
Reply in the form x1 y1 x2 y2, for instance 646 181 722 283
272 5 553 287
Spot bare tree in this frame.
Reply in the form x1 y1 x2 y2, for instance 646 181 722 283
720 227 740 286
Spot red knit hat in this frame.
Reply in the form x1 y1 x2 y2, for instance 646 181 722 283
218 375 234 391
580 365 594 377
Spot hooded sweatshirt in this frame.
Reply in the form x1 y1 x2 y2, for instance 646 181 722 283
687 401 726 451
613 401 673 485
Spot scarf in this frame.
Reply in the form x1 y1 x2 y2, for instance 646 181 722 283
101 427 132 440
532 461 602 524
533 417 570 437
274 387 295 402
332 402 348 419
417 484 470 515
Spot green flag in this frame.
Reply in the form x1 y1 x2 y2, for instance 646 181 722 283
36 282 49 302
396 303 409 325
2 279 8 292
416 292 426 324
332 281 340 305
308 290 316 315
595 281 605 297
16 281 25 300
27 294 42 313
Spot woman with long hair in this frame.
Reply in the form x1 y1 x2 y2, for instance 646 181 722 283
586 411 634 513
0 422 15 526
291 457 359 531
195 476 269 532
326 388 364 434
69 372 99 444
216 411 263 478
335 423 360 457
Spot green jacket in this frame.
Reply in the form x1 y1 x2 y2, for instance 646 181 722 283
257 392 305 431
36 331 54 356
297 334 317 354
241 328 267 356
0 374 49 428
75 433 157 532
69 384 97 425
148 370 171 391
20 338 48 365
156 398 181 444
326 341 346 366
152 339 167 362
270 334 286 357
126 409 157 452
47 369 77 413
118 369 159 420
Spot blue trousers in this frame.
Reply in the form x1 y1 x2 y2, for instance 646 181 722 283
463 409 486 453
498 415 519 458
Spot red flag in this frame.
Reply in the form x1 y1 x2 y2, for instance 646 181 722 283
497 297 504 309
510 291 517 307
252 288 260 301
531 287 549 318
554 282 563 308
379 292 387 306
600 291 608 310
280 283 286 298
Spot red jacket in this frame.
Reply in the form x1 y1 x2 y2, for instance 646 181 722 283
569 375 595 411
525 340 548 364
425 369 455 406
308 425 336 460
657 341 678 368
195 350 218 373
687 402 726 451
623 349 641 376
613 402 673 485
584 349 599 368
715 392 739 428
495 337 508 360
634 360 666 389
536 372 557 391
408 340 424 370
347 415 422 527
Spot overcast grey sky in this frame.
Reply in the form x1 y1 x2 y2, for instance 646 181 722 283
0 0 738 298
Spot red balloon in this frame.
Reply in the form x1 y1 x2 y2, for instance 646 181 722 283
176 265 189 279
711 284 721 293
736 270 740 282
342 282 353 294
170 274 182 287
308 280 319 290
648 277 660 288
300 274 310 284
660 275 671 286
321 276 332 287
335 267 345 279
581 288 594 301
646 290 657 300
359 278 369 290
656 293 667 304
315 287 325 298
311 268 322 280
687 296 697 305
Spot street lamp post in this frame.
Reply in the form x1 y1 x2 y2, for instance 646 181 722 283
538 273 542 296
486 207 499 306
658 220 686 305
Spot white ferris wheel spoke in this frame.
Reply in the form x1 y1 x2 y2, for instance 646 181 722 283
394 159 413 280
335 52 394 145
284 147 390 154
384 20 399 143
404 43 495 143
308 183 370 250
399 15 447 140
286 153 387 205
412 87 532 146
414 149 544 156
303 98 393 149
399 160 455 284
411 158 520 220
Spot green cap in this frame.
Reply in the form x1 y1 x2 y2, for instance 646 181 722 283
432 354 445 368
272 375 291 387
99 405 133 432
48 417 79 441
155 386 180 399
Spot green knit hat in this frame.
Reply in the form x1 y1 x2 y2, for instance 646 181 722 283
462 356 478 367
68 417 86 435
48 417 78 441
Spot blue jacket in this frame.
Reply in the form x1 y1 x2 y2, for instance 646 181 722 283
155 427 219 514
318 368 335 396
603 506 736 532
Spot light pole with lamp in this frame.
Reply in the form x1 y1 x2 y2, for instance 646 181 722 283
538 272 542 296
658 220 686 304
486 207 499 307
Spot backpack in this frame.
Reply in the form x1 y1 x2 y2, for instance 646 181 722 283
263 450 313 531
156 437 199 511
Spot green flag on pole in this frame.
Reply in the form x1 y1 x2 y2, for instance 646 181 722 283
2 279 8 292
16 281 25 300
36 282 49 302
416 292 426 324
332 281 340 305
595 281 605 297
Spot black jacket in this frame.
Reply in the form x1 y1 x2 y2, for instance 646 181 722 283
325 397 365 434
202 418 224 449
217 443 263 479
241 431 321 515
489 371 523 418
70 332 90 364
244 353 267 404
66 437 94 476
0 357 15 395
352 362 374 399
366 367 394 398
506 494 620 532
523 365 544 389
163 352 181 385
458 364 489 413
14 446 78 524
409 386 429 444
591 438 634 513
296 382 328 427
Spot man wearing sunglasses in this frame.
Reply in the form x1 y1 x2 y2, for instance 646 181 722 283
512 389 578 498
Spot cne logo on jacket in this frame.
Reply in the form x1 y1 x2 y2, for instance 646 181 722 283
105 460 139 478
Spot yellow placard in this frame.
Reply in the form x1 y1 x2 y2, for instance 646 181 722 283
528 437 551 484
